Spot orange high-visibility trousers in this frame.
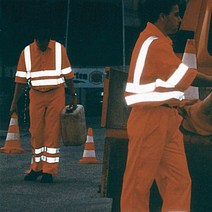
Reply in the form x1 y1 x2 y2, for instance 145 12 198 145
121 106 191 212
28 86 65 175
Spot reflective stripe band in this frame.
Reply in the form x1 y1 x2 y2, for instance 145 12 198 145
24 45 31 79
10 118 18 126
134 36 158 85
166 63 189 86
126 82 156 94
30 70 62 78
6 133 20 141
31 78 64 86
61 67 72 75
16 71 27 78
55 42 61 74
34 156 59 163
34 147 60 154
125 91 184 106
83 150 96 157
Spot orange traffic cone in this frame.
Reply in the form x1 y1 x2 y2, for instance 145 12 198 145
78 128 99 164
0 113 27 154
182 39 199 100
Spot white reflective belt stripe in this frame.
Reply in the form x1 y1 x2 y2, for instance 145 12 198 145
166 63 189 86
55 42 62 75
61 67 72 75
83 150 96 157
133 36 158 85
34 147 60 154
125 91 184 106
10 118 18 126
34 156 59 163
31 78 64 86
16 71 27 78
24 45 31 79
6 133 20 141
30 70 61 78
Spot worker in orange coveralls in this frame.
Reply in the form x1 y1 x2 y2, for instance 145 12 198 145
10 28 77 183
121 0 212 211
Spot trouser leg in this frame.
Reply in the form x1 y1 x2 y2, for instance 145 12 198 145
42 86 65 175
155 127 191 212
29 89 46 172
121 108 168 212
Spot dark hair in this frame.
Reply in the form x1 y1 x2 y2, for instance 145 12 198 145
34 28 51 42
141 0 181 24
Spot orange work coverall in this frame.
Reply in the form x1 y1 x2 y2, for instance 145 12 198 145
15 40 75 175
121 22 197 212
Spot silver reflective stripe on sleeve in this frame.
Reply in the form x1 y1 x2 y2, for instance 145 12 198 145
16 71 27 79
61 67 72 75
166 63 189 86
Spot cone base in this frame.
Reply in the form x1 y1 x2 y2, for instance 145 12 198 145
0 147 27 154
78 157 99 164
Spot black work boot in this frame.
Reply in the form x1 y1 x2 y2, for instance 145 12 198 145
40 173 53 183
24 170 43 181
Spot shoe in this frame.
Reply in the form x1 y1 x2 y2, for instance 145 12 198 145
40 173 53 183
24 170 43 181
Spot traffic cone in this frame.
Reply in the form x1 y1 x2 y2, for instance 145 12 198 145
78 128 99 164
0 113 27 154
182 39 199 100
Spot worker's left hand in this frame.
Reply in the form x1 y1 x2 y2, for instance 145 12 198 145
69 95 77 111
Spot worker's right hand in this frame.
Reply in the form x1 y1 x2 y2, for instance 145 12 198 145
10 102 18 116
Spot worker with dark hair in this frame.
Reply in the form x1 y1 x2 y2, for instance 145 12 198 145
121 0 212 211
10 27 77 183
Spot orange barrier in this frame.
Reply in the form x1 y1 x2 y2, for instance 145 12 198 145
0 113 27 154
78 128 99 164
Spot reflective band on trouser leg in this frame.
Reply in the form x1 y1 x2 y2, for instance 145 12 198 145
34 147 60 154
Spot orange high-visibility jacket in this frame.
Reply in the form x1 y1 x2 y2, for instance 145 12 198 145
15 40 74 91
125 22 197 107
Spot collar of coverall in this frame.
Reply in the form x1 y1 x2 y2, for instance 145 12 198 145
146 22 173 46
34 39 54 51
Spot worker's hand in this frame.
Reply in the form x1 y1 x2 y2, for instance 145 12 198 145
69 95 77 111
10 102 18 116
